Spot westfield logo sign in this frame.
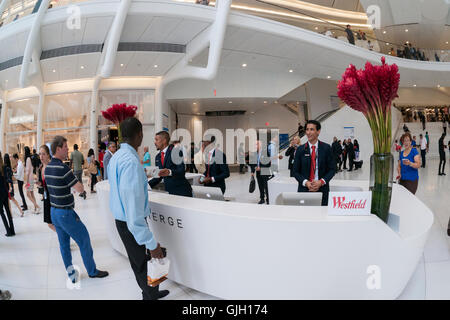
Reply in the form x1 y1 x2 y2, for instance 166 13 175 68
332 197 367 210
328 192 372 216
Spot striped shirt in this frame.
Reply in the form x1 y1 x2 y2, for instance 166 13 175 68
44 158 78 209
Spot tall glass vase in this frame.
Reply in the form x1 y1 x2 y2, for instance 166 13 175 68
369 153 394 223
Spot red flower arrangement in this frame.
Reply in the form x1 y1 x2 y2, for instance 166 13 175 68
337 57 400 153
101 103 138 124
101 103 138 144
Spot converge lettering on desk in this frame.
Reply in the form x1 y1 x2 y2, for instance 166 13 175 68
181 304 269 318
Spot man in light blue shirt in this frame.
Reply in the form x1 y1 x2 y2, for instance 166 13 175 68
107 117 169 300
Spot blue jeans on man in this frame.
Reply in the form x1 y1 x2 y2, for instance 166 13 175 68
51 207 98 277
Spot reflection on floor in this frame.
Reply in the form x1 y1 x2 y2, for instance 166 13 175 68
0 158 449 300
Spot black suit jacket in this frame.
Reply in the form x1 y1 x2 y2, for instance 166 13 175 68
285 146 297 171
203 148 230 194
293 141 336 205
149 145 192 197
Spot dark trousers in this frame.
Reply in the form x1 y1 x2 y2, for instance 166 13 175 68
342 154 348 169
348 155 355 171
90 174 97 192
0 198 15 235
421 149 426 168
115 220 160 300
399 179 418 195
256 171 269 203
17 180 27 209
439 153 446 174
334 155 341 172
239 164 245 173
187 163 198 173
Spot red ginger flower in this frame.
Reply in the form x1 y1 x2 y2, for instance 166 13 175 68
101 103 138 124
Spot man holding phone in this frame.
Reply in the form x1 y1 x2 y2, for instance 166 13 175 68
108 117 169 300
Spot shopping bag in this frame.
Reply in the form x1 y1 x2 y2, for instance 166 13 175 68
249 175 256 193
147 257 170 287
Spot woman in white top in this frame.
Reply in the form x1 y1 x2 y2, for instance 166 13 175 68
24 147 40 214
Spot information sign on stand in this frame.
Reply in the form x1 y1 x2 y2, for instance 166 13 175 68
328 192 372 216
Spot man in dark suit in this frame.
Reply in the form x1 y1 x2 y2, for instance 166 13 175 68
149 131 192 197
285 136 300 177
250 140 272 204
200 136 230 194
293 120 336 206
331 137 342 173
345 138 355 171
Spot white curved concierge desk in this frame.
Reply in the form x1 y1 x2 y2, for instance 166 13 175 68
96 178 433 300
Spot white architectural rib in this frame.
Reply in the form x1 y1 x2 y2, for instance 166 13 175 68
155 0 232 132
0 0 11 18
19 0 50 88
100 0 132 78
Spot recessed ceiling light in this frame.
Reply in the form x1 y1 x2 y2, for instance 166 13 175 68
289 69 293 73
446 41 449 44
383 30 387 34
242 63 247 67
437 85 441 88
406 41 409 44
228 101 232 104
193 102 197 105
80 66 84 69
441 50 445 53
154 65 158 68
52 69 56 73
120 64 124 67
327 76 331 79
274 101 278 104
296 101 300 104
314 27 318 30
197 113 201 115
405 29 409 32
251 112 255 114
386 42 389 45
264 101 267 104
413 84 417 87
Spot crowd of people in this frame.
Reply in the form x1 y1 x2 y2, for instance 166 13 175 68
342 24 444 62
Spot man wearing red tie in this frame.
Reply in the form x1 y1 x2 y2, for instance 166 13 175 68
293 120 336 206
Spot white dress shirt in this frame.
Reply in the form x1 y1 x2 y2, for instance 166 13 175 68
15 160 24 181
302 141 326 187
207 148 216 183
160 146 172 176
420 138 427 151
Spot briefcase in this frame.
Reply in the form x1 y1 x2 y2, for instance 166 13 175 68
249 176 256 193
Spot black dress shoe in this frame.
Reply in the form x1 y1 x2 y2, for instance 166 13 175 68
258 199 265 204
5 233 15 237
151 290 170 300
89 270 109 278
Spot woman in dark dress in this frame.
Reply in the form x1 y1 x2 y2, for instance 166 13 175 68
0 152 15 237
4 153 24 217
37 145 54 232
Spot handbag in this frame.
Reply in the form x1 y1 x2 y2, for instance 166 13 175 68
249 175 256 193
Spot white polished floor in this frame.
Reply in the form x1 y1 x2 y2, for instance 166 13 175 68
1 158 449 300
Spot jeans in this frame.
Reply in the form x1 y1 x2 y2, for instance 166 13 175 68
51 207 97 277
74 170 83 185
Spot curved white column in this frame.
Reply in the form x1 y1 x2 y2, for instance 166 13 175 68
0 91 7 153
35 86 45 149
19 0 50 88
155 0 232 132
100 0 132 78
97 179 433 299
90 76 102 159
0 0 11 18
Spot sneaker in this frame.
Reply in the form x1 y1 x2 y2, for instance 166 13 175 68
0 290 12 300
91 190 96 194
